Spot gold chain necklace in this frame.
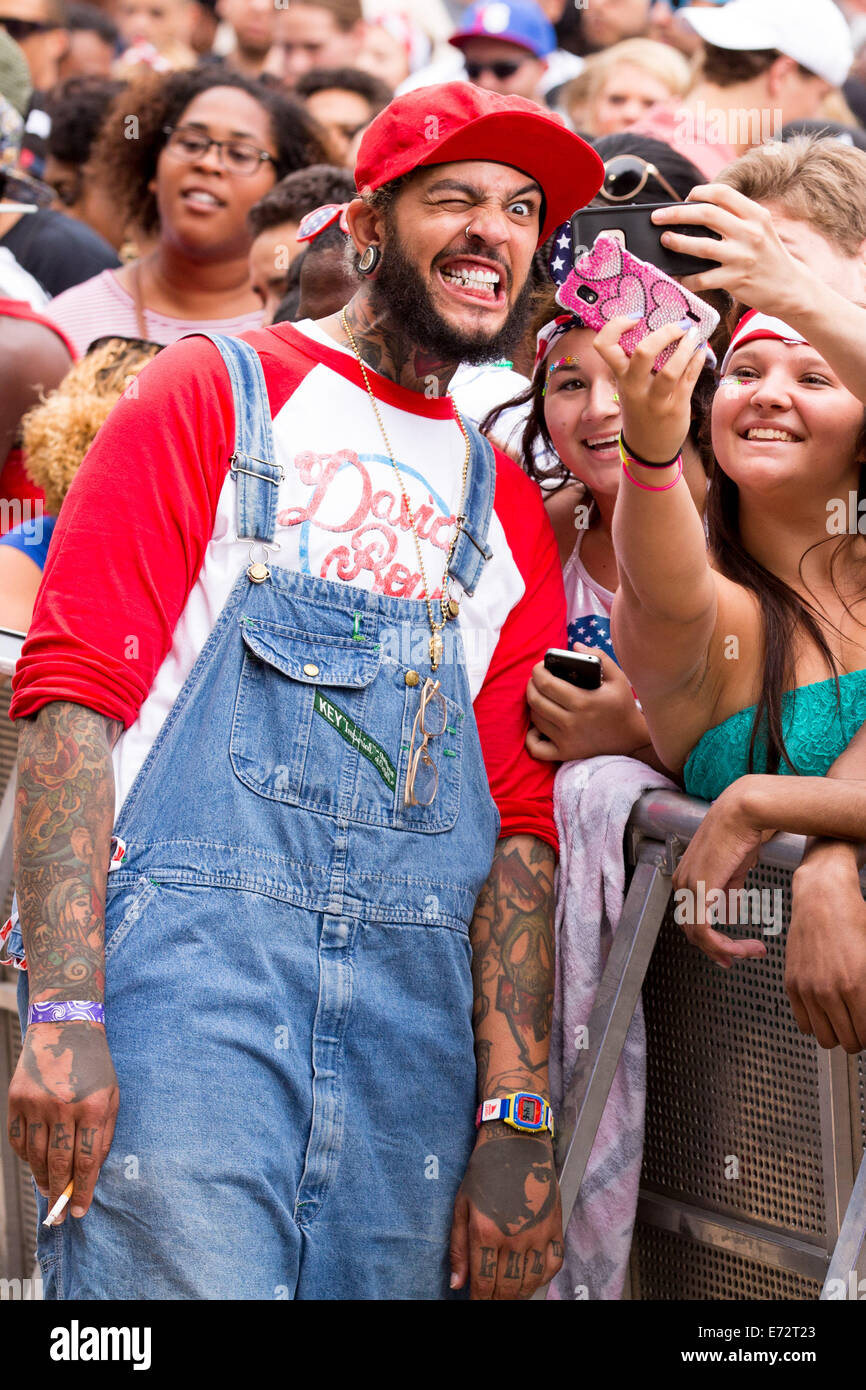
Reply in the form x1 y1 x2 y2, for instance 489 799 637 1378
340 308 470 670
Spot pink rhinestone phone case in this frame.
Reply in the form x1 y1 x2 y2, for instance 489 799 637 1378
555 234 719 371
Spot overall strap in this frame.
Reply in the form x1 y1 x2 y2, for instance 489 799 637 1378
194 332 284 545
447 413 495 597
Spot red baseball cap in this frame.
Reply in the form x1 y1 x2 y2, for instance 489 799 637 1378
353 82 603 246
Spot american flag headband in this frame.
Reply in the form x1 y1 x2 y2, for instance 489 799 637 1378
533 313 582 378
296 203 351 244
719 309 808 376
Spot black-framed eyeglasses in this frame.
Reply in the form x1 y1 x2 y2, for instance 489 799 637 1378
465 59 524 81
162 125 276 176
404 677 447 808
0 16 54 39
599 154 682 205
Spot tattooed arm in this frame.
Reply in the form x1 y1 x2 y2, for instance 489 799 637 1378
450 834 563 1300
7 701 121 1223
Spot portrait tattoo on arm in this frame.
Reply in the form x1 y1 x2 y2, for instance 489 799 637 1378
462 1135 556 1237
471 838 556 1083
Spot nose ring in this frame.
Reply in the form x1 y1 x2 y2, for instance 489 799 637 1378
466 223 474 238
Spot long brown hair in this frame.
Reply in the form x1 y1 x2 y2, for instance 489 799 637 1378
705 411 866 775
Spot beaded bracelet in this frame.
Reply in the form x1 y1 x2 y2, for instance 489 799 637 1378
27 1000 105 1026
619 433 683 470
621 456 683 492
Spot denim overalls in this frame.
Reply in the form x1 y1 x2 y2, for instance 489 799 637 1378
20 334 501 1300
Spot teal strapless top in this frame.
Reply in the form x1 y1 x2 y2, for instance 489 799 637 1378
683 669 866 802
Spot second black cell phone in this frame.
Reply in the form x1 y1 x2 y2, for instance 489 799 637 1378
572 203 722 279
544 648 603 690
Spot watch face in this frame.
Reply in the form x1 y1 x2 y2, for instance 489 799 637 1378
516 1095 542 1127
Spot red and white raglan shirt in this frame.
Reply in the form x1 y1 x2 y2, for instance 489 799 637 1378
9 320 566 851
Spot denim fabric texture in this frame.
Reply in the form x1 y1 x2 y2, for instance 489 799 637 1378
19 332 501 1299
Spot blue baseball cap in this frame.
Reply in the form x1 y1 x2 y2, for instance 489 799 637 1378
450 1 557 60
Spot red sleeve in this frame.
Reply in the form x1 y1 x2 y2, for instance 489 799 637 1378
474 451 566 855
9 334 238 727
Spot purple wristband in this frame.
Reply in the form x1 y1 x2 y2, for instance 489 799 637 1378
27 1000 105 1026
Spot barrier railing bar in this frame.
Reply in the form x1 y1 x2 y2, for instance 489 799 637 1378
818 1046 855 1247
630 788 866 886
637 1192 831 1283
821 1148 866 1298
555 839 674 1223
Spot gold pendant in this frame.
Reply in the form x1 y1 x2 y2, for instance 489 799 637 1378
430 631 443 670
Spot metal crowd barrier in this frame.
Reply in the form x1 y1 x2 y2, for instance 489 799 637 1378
551 789 866 1301
2 639 865 1295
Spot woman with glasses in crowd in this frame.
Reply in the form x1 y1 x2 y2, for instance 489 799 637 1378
45 67 329 354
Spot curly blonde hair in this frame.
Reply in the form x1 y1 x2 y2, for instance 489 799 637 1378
21 338 162 516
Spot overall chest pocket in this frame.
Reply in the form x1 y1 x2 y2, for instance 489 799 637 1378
230 615 463 831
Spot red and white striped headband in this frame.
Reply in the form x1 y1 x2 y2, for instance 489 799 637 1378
720 309 808 376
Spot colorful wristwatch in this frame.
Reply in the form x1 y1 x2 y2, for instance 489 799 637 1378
476 1092 554 1138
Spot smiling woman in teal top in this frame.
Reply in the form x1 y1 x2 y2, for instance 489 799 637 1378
683 668 866 802
593 304 866 977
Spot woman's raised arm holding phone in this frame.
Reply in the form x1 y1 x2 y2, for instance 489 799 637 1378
594 308 866 1007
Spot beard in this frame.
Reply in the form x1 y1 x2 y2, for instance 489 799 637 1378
369 219 536 366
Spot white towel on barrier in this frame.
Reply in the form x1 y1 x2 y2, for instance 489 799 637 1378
546 754 675 1302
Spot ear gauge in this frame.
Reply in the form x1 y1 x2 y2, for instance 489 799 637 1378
358 245 381 275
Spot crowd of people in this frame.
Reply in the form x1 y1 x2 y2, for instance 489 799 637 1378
3 0 866 1303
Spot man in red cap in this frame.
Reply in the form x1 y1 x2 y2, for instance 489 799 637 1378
7 83 602 1301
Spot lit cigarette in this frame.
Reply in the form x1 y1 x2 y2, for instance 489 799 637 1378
43 1181 74 1227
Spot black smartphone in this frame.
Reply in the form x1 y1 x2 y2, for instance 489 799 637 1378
544 647 603 690
572 203 722 279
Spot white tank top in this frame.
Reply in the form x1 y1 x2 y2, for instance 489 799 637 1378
562 521 618 665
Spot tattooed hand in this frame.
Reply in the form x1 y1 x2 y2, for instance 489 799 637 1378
449 1123 563 1299
7 1021 118 1222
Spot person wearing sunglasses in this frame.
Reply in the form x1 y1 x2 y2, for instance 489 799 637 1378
44 65 328 355
591 133 706 207
0 0 68 92
449 0 556 102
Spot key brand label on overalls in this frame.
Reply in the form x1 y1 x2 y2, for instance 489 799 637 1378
313 690 397 790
